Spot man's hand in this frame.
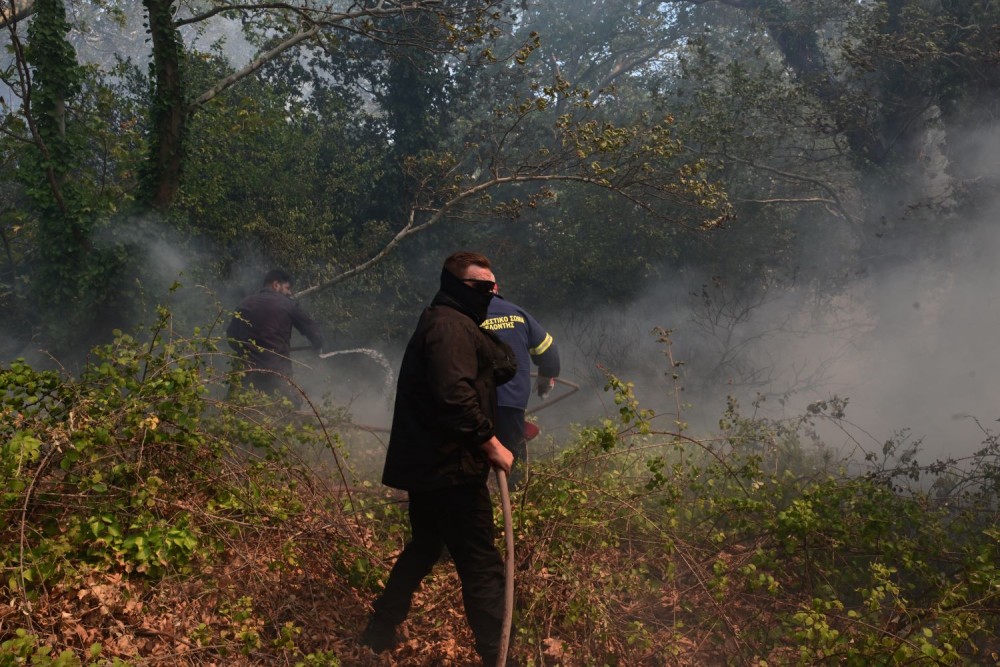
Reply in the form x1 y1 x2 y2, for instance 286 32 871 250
536 375 555 399
481 435 513 474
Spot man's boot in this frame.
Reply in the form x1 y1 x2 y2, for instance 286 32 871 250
359 615 400 653
481 652 522 667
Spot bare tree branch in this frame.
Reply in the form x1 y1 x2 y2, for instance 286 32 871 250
181 0 482 110
722 152 857 223
0 0 35 28
294 172 618 298
190 23 322 109
175 2 311 27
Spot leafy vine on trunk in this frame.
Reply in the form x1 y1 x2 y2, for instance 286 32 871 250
141 0 186 212
19 0 103 349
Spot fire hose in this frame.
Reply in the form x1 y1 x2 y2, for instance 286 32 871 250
495 467 514 667
494 377 578 667
526 375 580 416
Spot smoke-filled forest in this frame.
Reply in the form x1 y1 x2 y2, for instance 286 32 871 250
1 1 999 665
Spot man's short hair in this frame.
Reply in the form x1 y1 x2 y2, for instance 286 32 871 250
443 251 491 276
263 268 293 286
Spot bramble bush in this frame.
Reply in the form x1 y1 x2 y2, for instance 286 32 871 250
0 307 375 665
2 312 998 665
505 371 1000 665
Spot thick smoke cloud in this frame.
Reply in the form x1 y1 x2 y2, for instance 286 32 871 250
538 122 1000 466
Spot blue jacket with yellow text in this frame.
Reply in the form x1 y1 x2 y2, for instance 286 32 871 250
482 296 560 410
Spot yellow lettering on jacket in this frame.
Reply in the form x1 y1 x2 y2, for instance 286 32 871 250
481 314 525 331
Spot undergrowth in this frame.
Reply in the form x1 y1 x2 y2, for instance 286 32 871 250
0 313 998 665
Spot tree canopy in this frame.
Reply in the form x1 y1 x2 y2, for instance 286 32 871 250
0 0 996 372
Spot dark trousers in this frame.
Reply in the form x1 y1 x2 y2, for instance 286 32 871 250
372 482 505 660
495 406 527 488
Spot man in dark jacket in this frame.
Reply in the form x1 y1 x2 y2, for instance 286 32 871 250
482 286 560 488
361 251 517 666
226 269 324 402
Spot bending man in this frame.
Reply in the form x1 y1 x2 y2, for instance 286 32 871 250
226 268 324 403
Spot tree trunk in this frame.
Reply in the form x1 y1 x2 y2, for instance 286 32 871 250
719 0 892 166
142 0 185 211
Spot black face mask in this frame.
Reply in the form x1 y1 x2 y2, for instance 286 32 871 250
438 267 494 324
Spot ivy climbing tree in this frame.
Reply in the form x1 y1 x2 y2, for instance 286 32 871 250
141 0 186 212
16 0 126 350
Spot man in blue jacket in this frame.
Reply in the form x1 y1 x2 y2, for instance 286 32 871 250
481 283 560 488
361 251 517 666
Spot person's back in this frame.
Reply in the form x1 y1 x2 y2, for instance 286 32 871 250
483 295 559 411
382 299 505 491
226 269 323 399
482 293 559 485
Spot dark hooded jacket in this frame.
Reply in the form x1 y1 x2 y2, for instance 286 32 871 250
381 268 517 491
226 288 324 375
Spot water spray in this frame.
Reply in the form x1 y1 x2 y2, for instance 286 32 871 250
293 346 396 399
318 347 395 397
